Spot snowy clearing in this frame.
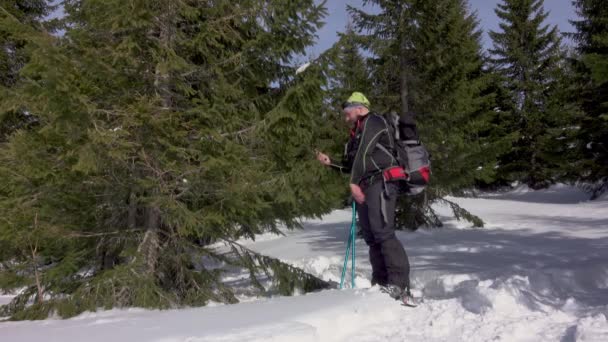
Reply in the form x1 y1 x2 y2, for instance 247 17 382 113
1 185 607 341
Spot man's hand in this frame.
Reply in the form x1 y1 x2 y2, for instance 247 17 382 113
315 150 331 166
350 183 365 204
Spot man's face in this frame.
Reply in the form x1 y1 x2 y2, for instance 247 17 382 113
343 106 362 123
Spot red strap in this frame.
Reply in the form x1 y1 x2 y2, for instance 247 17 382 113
350 117 364 137
420 167 431 182
383 166 408 181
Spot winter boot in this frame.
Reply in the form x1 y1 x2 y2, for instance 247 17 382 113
380 285 420 307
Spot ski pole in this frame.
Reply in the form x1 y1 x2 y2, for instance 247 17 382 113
339 226 352 289
351 201 356 288
340 201 357 289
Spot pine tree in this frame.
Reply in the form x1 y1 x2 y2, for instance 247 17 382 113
0 0 51 87
569 0 608 196
489 0 574 189
349 0 493 228
409 0 511 192
0 0 337 320
0 0 54 141
325 23 373 109
349 0 417 117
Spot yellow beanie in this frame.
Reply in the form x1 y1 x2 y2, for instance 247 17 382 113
344 92 371 108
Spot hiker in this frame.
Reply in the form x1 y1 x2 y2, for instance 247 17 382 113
316 92 415 305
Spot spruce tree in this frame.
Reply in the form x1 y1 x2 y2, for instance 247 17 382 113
0 0 53 141
489 0 574 189
408 0 510 192
0 0 337 320
349 0 417 117
349 0 493 228
325 23 373 109
0 0 51 87
569 0 608 196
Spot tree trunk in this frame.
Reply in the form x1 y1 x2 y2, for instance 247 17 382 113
31 213 43 304
154 4 176 109
399 6 410 119
30 246 43 304
128 191 137 229
138 207 161 273
136 4 176 274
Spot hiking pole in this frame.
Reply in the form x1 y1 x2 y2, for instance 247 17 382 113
351 201 356 289
340 201 357 289
339 231 352 289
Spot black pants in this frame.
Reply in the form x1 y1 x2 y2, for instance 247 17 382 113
357 181 410 290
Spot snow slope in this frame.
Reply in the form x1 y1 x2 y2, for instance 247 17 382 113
2 185 607 341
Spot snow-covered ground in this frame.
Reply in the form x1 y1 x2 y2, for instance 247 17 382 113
0 294 13 306
2 185 607 341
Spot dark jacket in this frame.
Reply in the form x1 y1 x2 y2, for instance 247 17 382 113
331 112 398 185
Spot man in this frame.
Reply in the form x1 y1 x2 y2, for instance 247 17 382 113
316 92 415 306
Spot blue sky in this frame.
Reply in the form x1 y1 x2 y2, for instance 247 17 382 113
49 0 577 58
308 0 578 57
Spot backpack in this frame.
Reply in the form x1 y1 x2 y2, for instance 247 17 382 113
382 112 431 196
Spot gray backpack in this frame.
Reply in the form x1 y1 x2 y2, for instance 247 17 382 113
382 112 431 196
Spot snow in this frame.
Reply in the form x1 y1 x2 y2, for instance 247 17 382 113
0 294 13 306
2 185 608 341
296 62 311 75
480 183 592 204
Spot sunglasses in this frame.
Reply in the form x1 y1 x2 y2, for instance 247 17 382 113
342 101 357 110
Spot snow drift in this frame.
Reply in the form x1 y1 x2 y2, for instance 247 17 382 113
1 185 607 341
